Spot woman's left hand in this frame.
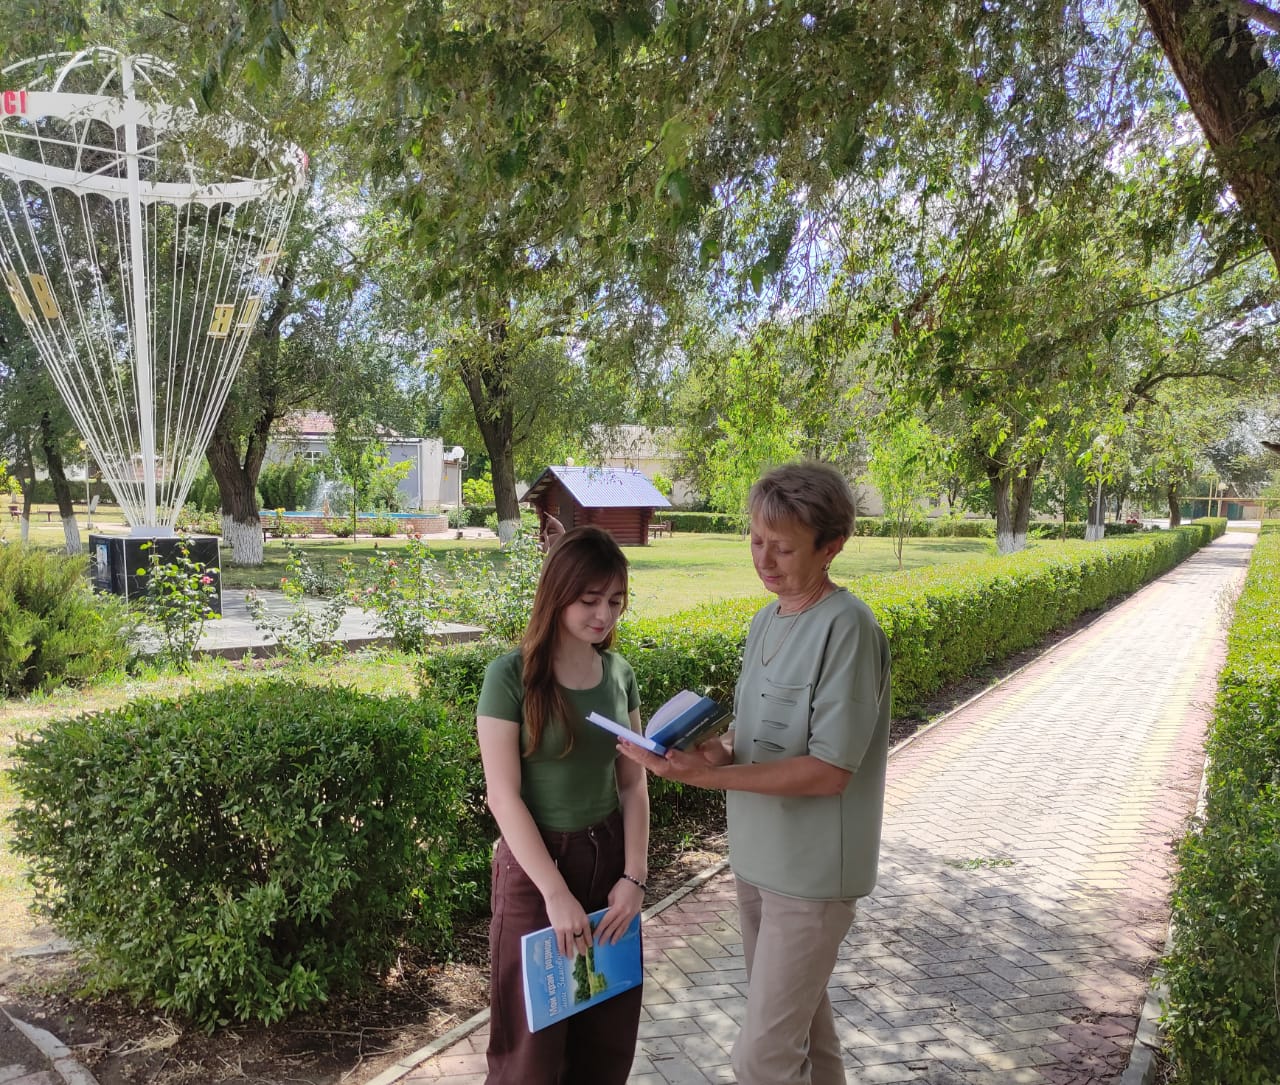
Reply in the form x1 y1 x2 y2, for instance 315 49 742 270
595 877 645 944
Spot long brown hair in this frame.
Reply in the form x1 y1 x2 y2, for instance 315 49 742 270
520 526 629 756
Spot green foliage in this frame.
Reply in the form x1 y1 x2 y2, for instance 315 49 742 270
1162 531 1280 1082
184 464 222 513
258 458 322 512
462 472 496 507
176 509 222 536
10 682 483 1028
0 546 133 697
368 515 399 538
650 473 674 497
325 517 354 538
244 545 347 660
137 542 220 669
657 511 740 533
865 417 943 569
446 506 471 529
355 538 452 653
446 530 545 641
699 336 801 528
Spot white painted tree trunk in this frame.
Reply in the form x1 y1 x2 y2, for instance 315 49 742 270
1084 523 1105 542
497 518 521 545
61 515 82 554
222 515 264 565
19 517 29 543
995 530 1028 555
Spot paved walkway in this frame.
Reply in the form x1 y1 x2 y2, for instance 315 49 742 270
193 589 482 656
373 533 1254 1085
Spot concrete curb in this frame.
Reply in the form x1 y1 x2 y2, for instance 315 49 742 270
3 1012 100 1085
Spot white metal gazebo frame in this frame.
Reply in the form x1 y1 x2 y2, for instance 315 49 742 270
0 48 305 534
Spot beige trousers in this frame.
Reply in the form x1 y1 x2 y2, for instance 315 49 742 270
732 877 858 1085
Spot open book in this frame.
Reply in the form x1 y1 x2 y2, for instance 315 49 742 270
587 689 731 756
521 907 643 1032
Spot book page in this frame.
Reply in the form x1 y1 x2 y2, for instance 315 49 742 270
644 689 702 738
586 711 666 755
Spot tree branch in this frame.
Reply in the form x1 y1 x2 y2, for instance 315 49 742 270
1233 0 1280 35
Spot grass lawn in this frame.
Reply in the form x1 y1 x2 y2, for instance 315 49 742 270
212 532 995 618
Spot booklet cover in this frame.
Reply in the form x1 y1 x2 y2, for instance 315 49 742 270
587 689 731 756
521 907 643 1033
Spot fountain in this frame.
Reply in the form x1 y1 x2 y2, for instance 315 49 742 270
0 48 304 608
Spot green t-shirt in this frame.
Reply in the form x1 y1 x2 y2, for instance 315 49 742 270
476 648 641 832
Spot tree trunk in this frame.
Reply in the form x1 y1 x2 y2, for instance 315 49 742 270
458 318 522 543
1140 0 1280 273
987 458 1040 555
17 451 35 544
37 411 81 554
1167 481 1183 527
1085 481 1106 542
206 413 271 565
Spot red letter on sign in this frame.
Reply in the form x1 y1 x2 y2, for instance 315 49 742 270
1 92 15 115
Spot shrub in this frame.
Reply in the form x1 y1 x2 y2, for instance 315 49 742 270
660 511 740 533
445 529 545 641
137 541 220 669
1162 530 1280 1082
258 458 321 512
10 682 482 1027
176 509 221 536
245 545 347 661
423 526 1209 720
446 506 470 529
0 546 134 696
354 538 452 653
324 517 353 538
368 515 398 538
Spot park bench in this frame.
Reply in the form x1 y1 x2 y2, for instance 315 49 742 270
7 504 17 522
648 520 672 540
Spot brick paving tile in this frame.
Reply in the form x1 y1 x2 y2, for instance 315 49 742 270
380 534 1253 1085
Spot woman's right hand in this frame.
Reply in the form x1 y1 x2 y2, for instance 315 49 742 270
545 888 592 958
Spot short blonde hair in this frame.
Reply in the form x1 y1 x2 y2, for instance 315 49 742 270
748 462 856 548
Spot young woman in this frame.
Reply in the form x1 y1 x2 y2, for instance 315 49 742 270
476 525 650 1085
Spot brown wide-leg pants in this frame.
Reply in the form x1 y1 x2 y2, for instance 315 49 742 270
486 809 642 1085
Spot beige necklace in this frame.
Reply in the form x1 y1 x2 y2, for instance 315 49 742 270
760 609 801 667
760 580 836 667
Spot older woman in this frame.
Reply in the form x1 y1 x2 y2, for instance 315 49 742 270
618 461 891 1085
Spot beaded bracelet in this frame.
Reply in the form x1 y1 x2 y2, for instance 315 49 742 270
620 872 648 893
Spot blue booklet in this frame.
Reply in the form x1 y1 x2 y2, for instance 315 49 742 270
587 689 730 756
521 907 643 1032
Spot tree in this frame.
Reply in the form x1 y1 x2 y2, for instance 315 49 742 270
1139 0 1280 273
865 418 942 570
0 300 84 551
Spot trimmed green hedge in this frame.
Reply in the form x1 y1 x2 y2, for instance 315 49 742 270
653 511 741 533
426 526 1214 721
1257 521 1279 536
1162 531 1280 1082
650 514 1152 540
11 682 487 1027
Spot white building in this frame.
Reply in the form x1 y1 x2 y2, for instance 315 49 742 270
266 411 464 509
